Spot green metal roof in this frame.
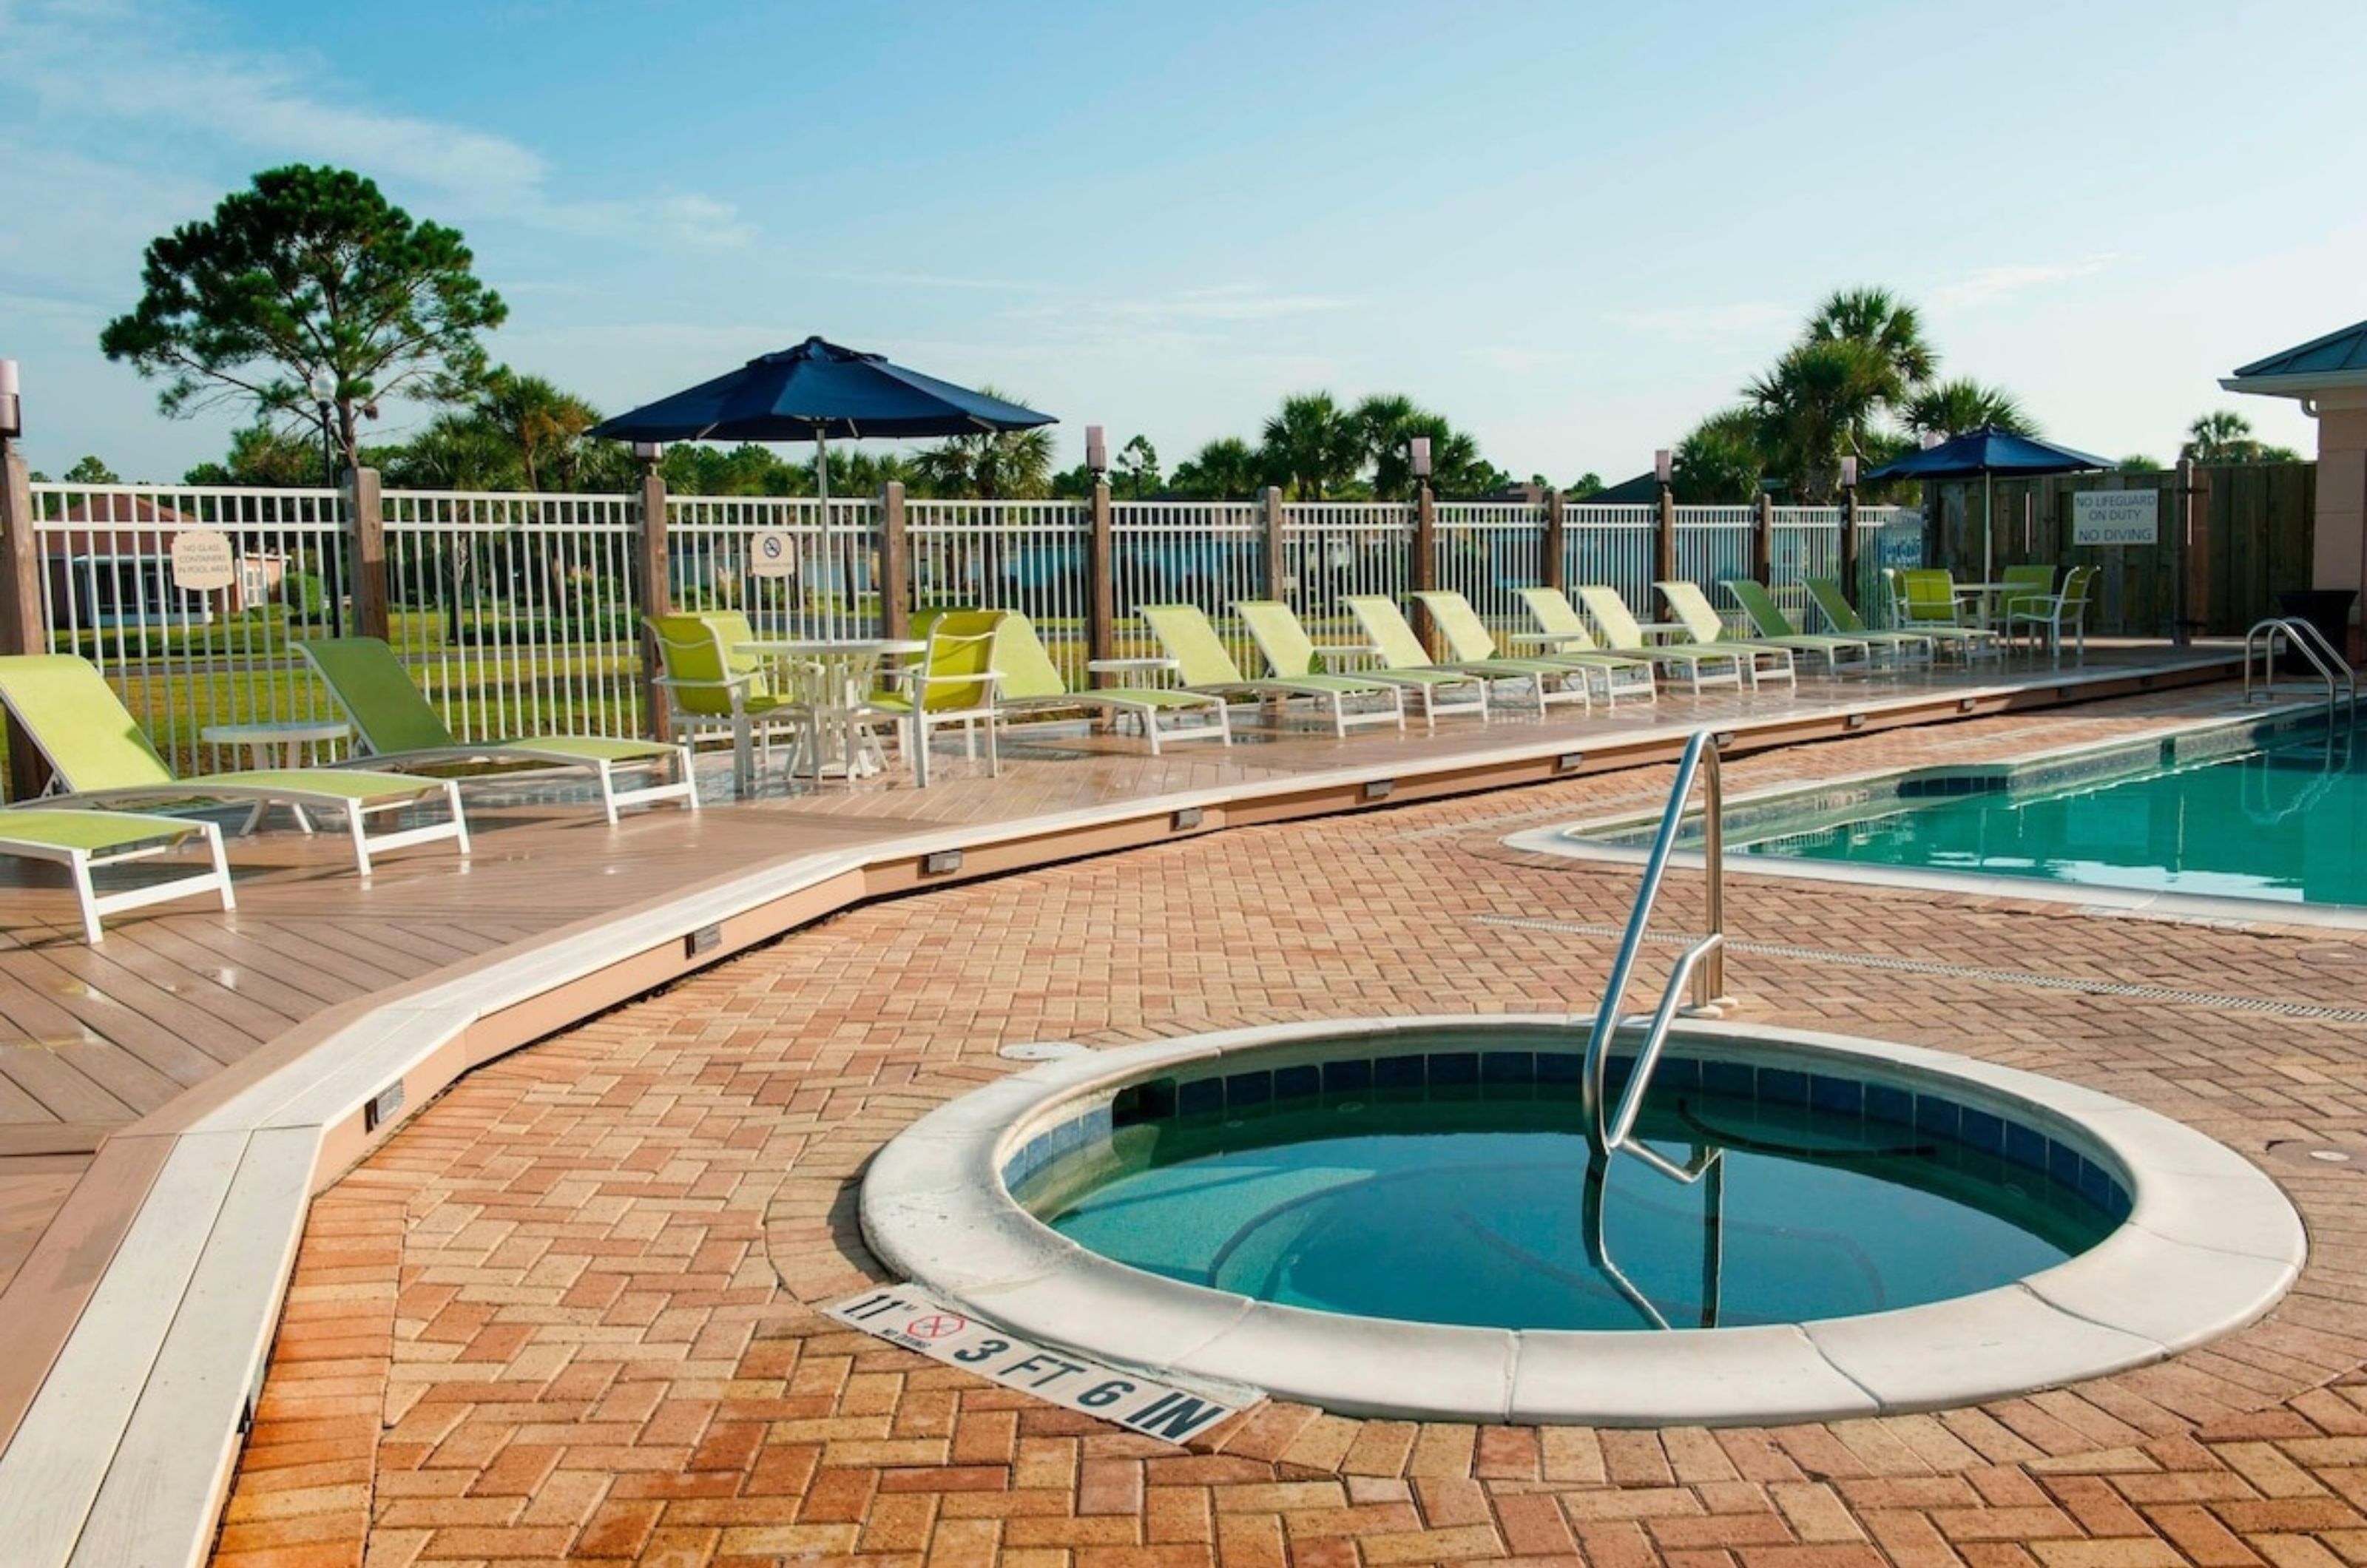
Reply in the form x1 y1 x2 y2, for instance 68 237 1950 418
2227 320 2367 385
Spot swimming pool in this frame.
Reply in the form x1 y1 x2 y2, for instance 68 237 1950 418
1522 712 2367 919
1726 720 2364 907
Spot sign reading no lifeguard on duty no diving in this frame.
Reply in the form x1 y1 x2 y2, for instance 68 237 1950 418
825 1285 1252 1444
2071 490 2158 547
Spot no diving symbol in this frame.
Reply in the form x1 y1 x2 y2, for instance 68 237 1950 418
760 535 784 561
906 1311 968 1340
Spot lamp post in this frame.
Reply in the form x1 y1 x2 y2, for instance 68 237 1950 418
308 366 338 487
0 359 20 450
1085 424 1107 481
1839 454 1862 608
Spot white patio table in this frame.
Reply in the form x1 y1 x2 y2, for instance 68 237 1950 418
737 638 928 786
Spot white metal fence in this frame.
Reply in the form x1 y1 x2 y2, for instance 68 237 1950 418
18 482 1897 774
30 481 349 772
382 490 646 741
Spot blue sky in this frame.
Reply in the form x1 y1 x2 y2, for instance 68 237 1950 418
1 0 2357 483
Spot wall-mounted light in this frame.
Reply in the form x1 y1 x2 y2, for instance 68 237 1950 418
1409 436 1432 481
1654 448 1673 487
1362 779 1395 801
1086 425 1107 474
632 441 663 466
1840 455 1858 489
0 359 18 440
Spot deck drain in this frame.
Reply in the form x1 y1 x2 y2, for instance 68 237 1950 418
1476 914 2367 1026
2266 1140 2367 1172
999 1040 1095 1061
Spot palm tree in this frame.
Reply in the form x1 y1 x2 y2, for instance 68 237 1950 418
1672 408 1766 504
1260 393 1365 501
1746 338 1893 501
1902 379 2037 441
909 387 1054 499
1804 287 1937 402
2179 409 2297 464
471 369 607 492
1169 437 1264 500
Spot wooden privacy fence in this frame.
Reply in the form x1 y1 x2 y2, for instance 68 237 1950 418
1923 462 2316 637
0 461 1919 789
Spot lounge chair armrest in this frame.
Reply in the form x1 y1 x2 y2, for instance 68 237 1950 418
1087 656 1178 675
654 669 757 694
1309 645 1375 669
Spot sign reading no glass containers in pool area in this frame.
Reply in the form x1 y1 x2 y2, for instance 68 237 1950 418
2071 490 2158 547
169 530 236 592
748 529 796 578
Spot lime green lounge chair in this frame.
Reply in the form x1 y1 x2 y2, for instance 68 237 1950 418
1570 586 1751 695
0 808 234 943
1715 580 1879 674
1998 564 2058 627
1414 589 1656 706
1346 595 1590 715
0 655 469 876
860 609 1008 782
299 637 698 824
2003 564 2097 660
1650 581 1803 686
1780 579 1934 663
1235 599 1488 726
1139 604 1404 737
1513 587 1701 700
645 612 815 793
964 610 1230 752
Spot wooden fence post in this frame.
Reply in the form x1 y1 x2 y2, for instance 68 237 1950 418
1412 484 1439 657
346 466 388 641
0 447 47 798
1655 482 1678 584
637 464 672 742
1543 490 1566 592
879 481 911 641
1087 479 1115 685
1752 491 1775 585
1262 484 1288 604
1839 484 1860 607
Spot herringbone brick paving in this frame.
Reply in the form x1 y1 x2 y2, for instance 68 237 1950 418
216 700 2367 1568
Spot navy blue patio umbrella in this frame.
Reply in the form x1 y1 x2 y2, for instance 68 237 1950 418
1865 426 2110 583
589 335 1056 504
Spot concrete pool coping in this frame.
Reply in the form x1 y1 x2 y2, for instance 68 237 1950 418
1506 700 2367 931
860 1016 2306 1426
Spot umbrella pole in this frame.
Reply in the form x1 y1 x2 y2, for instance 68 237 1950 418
1983 471 1994 593
815 432 833 636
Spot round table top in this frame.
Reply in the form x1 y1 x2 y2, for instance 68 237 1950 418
201 719 351 745
736 638 926 656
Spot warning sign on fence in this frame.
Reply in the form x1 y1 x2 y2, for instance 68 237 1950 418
825 1285 1252 1444
169 530 236 592
2071 490 2158 547
747 529 797 578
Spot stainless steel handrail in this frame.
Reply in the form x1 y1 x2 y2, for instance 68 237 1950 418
1581 729 1727 1166
2245 616 2357 729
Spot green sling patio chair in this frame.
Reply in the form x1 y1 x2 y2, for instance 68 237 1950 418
2002 564 2098 660
1570 586 1752 695
0 655 469 876
298 637 698 825
0 808 234 944
1784 579 1936 663
969 610 1230 752
1138 604 1404 737
860 609 1010 780
1346 595 1591 715
645 612 815 794
1235 599 1488 726
1649 581 1803 686
1715 580 1880 674
1882 572 2002 660
1808 578 1997 663
1998 564 2058 626
1414 589 1656 706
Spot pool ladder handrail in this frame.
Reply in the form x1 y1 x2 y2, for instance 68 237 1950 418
2243 616 2357 729
1581 728 1728 1182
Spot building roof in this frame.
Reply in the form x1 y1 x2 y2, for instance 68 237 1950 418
2222 320 2367 398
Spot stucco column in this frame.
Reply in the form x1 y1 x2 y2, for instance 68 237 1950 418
2314 396 2367 660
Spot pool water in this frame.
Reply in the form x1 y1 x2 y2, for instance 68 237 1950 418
1726 726 2367 907
1013 1076 2119 1332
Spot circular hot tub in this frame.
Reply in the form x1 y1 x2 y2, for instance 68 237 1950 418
861 1018 2303 1424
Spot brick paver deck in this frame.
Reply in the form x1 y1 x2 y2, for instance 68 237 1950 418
216 697 2367 1568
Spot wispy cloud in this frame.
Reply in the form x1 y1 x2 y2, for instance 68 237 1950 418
0 0 752 251
1928 256 2117 313
1606 301 1796 345
824 270 1048 294
1465 345 1566 374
